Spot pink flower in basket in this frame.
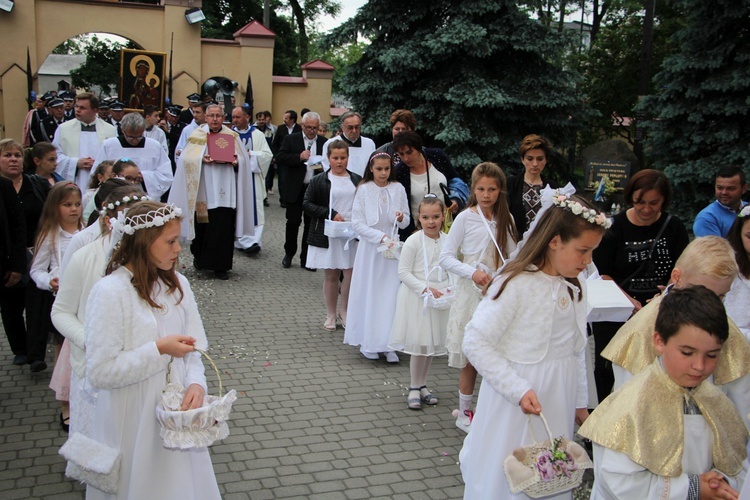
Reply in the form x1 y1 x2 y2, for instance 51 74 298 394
535 451 557 482
536 440 578 482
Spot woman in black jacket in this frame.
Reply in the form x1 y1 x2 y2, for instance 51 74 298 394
303 140 362 332
506 134 559 239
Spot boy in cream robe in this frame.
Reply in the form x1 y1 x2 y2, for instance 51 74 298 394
580 286 748 499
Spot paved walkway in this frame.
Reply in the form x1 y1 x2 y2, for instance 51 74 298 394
0 192 468 499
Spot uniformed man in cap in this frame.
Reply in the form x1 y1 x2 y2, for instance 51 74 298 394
109 101 126 136
97 99 112 124
164 105 185 172
28 91 54 146
38 97 66 143
61 91 75 121
179 93 202 125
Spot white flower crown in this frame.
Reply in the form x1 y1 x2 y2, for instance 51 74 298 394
99 195 150 216
552 192 612 229
112 204 183 235
739 205 750 218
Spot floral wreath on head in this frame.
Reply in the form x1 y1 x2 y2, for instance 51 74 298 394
99 195 150 217
738 205 750 218
552 191 612 229
111 203 183 236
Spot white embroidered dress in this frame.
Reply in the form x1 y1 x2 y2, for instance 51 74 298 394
388 230 450 356
459 271 588 500
84 268 220 500
344 181 410 353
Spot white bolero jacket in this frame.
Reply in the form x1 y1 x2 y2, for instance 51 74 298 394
463 269 589 407
84 267 208 391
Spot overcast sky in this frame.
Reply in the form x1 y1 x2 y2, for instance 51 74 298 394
318 0 368 33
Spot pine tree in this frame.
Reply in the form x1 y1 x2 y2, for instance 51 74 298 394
325 0 590 177
640 0 750 221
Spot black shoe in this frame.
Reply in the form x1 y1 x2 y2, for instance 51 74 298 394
303 266 317 272
30 360 47 373
13 355 27 366
280 202 287 208
282 254 292 268
263 198 270 207
193 260 203 271
244 244 261 255
213 270 229 280
60 413 70 433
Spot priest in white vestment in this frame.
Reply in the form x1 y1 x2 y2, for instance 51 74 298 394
321 111 375 177
53 92 116 192
231 106 273 254
93 113 173 200
168 104 255 279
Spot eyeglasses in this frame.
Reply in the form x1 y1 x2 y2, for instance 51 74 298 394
206 114 224 119
123 133 143 141
302 125 319 131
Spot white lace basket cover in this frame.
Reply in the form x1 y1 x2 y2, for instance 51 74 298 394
155 349 237 450
503 412 592 498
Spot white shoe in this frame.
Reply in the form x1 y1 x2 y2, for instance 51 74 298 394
456 410 474 433
385 351 399 364
361 351 379 360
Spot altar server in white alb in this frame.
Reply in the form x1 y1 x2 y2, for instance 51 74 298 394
321 111 375 177
94 113 173 200
231 106 273 254
168 104 255 280
142 104 169 155
53 92 116 192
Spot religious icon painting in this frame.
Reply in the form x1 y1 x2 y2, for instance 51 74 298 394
120 49 167 112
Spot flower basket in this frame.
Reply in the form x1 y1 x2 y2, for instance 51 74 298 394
503 412 592 498
155 349 237 450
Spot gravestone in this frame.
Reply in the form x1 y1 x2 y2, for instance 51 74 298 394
582 139 640 190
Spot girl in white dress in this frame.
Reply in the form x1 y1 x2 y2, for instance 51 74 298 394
439 162 517 431
52 185 147 438
389 195 451 409
725 206 750 341
303 140 362 331
29 181 83 431
84 201 220 499
459 193 609 500
344 151 410 363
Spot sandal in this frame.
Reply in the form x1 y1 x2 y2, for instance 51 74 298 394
323 316 336 331
407 388 422 410
337 311 347 329
419 386 438 405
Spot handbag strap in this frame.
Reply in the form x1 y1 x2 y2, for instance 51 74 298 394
479 210 506 267
619 214 672 289
421 230 447 290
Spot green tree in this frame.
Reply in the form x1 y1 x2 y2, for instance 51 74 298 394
324 0 590 178
69 36 130 96
51 36 85 55
286 0 341 64
309 36 366 95
639 0 750 222
573 1 683 149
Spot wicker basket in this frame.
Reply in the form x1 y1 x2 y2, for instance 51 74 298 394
155 349 237 450
503 413 592 498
